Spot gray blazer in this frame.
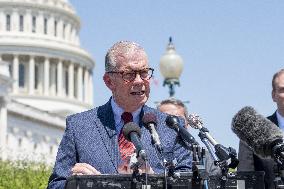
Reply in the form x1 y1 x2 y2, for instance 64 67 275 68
47 99 192 189
238 112 278 189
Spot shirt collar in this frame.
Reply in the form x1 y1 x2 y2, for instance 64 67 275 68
276 110 284 130
111 97 142 132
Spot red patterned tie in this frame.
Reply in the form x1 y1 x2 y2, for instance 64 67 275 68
118 112 135 160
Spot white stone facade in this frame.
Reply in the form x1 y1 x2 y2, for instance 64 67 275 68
0 0 95 164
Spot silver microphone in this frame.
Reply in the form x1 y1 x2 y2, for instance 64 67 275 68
188 114 218 146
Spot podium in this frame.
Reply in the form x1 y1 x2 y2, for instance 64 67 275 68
208 171 265 189
65 171 264 189
65 173 201 189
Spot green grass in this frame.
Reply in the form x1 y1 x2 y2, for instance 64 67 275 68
0 160 52 189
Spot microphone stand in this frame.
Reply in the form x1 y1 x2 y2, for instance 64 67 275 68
130 150 150 188
273 164 284 189
272 142 284 188
198 127 239 189
191 144 206 189
175 131 206 189
129 153 142 185
151 142 170 189
198 132 219 162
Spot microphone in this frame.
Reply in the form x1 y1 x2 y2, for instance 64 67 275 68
189 113 239 169
122 122 148 161
188 113 218 146
188 114 219 161
142 113 162 153
165 115 199 145
232 106 284 164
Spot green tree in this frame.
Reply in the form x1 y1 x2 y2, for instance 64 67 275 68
0 160 51 189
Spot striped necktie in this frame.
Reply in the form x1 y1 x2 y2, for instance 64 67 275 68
118 112 135 160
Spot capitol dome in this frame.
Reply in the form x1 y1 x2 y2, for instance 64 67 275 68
0 0 95 116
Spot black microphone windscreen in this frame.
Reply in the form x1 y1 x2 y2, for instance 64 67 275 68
165 115 179 131
142 113 157 129
231 106 283 157
122 122 141 141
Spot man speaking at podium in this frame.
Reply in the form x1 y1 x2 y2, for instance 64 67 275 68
47 41 192 189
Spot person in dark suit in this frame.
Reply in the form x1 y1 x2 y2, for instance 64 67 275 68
238 68 284 189
47 41 192 189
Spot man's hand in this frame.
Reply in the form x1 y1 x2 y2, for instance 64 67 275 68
71 163 101 175
118 154 154 174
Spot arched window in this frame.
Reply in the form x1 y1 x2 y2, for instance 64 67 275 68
19 15 24 32
63 23 66 39
74 68 77 97
19 63 25 88
18 138 22 147
35 64 39 89
6 14 10 31
44 18 48 34
34 143 37 150
55 66 58 93
65 69 69 95
32 16 36 33
8 63 12 77
54 20 57 37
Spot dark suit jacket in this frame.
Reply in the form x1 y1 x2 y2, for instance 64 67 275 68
238 112 278 189
47 99 192 189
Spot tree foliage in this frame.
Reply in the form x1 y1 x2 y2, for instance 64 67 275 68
0 160 51 189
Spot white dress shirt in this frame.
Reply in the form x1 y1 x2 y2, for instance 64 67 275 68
110 97 142 134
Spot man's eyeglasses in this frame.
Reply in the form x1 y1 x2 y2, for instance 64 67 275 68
107 68 154 82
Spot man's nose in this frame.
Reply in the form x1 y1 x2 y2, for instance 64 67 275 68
133 72 143 83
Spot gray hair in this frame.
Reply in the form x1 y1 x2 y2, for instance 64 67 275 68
157 98 189 118
272 68 284 91
105 41 147 72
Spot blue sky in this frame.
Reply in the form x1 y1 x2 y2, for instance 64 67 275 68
70 0 284 151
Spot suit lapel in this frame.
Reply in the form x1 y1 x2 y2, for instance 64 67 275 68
268 111 278 126
96 98 120 170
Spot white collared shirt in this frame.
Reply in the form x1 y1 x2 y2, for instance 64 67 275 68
111 97 142 134
276 110 284 131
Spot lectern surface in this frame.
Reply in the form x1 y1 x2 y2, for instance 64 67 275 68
65 171 264 189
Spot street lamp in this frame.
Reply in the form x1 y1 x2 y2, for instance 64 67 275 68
159 37 184 97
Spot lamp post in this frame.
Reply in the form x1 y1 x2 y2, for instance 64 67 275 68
159 37 184 97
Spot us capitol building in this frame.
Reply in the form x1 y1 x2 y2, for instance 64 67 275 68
0 0 95 164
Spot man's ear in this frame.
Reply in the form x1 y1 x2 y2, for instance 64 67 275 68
272 90 276 102
103 73 115 90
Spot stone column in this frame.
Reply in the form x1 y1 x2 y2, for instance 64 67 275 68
12 55 19 94
44 58 49 96
77 66 83 101
84 68 89 103
12 9 19 32
58 19 63 39
38 12 44 34
89 71 93 105
0 98 7 160
65 23 71 41
71 26 76 43
68 62 74 99
0 60 10 159
25 10 32 33
57 60 63 97
48 16 54 36
0 11 4 31
29 56 35 95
